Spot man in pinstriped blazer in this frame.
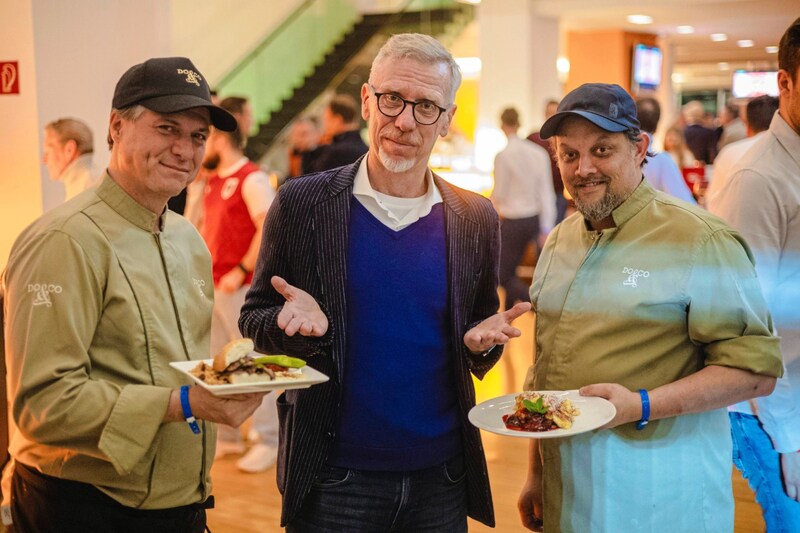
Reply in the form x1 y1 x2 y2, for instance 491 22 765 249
240 33 530 532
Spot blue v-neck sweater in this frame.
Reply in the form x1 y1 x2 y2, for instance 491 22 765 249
327 199 462 470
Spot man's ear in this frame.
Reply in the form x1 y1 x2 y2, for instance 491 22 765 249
635 131 650 164
777 69 793 98
63 139 78 161
361 83 371 122
108 110 124 145
439 104 457 138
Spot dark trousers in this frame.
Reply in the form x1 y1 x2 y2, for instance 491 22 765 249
287 455 467 533
11 462 211 533
499 215 540 308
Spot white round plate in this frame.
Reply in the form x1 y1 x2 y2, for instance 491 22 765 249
468 390 616 439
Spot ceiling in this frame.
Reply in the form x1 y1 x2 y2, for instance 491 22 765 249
530 0 798 89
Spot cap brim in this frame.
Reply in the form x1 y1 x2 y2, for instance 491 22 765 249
140 94 238 132
540 110 630 139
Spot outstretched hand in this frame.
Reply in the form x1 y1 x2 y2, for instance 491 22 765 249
463 301 531 354
271 276 329 337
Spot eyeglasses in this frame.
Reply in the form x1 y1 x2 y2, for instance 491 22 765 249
368 84 447 126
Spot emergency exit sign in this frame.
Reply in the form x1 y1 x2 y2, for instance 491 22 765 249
1 62 19 95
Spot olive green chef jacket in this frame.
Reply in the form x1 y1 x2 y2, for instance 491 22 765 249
523 179 782 532
3 174 216 509
526 179 782 398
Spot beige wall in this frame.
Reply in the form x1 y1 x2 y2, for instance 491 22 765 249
1 0 173 269
0 0 42 271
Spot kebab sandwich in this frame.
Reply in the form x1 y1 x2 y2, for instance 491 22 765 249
191 338 305 385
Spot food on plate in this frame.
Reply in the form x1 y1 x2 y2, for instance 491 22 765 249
190 338 306 385
502 391 580 432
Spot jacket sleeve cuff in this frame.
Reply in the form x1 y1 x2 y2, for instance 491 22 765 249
98 385 172 475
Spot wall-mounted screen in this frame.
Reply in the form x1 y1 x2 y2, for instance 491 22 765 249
631 44 662 92
732 70 779 98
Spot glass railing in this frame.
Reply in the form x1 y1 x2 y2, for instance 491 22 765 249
216 0 361 126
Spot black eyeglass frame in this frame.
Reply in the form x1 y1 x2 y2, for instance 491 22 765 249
367 84 448 126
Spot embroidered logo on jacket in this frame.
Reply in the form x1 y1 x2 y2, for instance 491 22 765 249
622 267 649 288
28 283 63 307
177 68 202 86
192 278 208 299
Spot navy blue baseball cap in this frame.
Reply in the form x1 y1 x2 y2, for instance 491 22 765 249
112 57 237 132
540 83 640 139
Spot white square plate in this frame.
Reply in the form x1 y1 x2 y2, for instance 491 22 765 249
169 359 329 396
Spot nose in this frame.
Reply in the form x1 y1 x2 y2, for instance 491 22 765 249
171 133 194 160
392 104 417 131
576 155 597 177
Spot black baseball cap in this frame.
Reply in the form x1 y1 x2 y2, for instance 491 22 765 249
112 57 237 132
540 83 640 139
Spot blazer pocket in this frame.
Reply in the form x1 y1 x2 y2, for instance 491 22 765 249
275 391 294 494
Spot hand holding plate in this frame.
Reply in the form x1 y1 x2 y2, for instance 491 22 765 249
579 383 641 429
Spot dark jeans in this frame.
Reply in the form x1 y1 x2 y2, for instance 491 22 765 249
287 455 467 533
499 215 539 308
11 462 211 533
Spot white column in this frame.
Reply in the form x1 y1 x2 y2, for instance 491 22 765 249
476 0 560 164
655 39 677 150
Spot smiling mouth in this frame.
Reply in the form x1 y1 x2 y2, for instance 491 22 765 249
576 180 606 188
161 163 191 173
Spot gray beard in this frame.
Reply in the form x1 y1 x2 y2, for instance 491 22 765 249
378 147 415 173
574 190 625 225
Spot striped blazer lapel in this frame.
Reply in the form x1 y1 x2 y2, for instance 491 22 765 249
313 162 358 380
434 174 481 342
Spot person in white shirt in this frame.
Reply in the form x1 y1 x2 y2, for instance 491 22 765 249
42 118 98 201
709 18 800 531
635 97 696 204
705 95 779 210
491 107 555 308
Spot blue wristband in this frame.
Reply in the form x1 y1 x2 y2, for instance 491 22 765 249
636 389 650 430
180 385 201 435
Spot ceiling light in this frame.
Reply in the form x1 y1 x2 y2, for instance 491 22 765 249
710 33 728 42
671 72 684 84
765 45 779 54
676 26 695 34
627 14 653 25
718 62 729 71
737 39 754 48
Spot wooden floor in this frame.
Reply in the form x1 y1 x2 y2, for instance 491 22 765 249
205 310 766 532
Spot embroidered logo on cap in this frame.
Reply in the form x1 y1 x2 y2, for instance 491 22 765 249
28 283 63 307
177 68 202 87
609 103 619 118
622 266 649 288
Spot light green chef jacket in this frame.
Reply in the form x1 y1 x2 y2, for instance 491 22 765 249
3 174 216 509
524 179 782 533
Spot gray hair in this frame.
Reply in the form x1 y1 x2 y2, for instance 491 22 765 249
370 33 462 103
45 118 93 155
107 105 146 149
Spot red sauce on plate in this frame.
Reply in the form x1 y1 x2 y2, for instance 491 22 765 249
503 413 558 432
